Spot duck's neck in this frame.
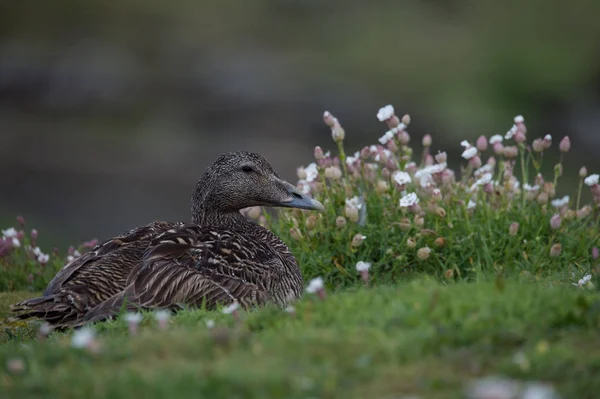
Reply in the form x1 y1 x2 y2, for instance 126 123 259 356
191 188 252 230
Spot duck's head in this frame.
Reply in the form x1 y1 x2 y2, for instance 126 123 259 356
192 151 324 222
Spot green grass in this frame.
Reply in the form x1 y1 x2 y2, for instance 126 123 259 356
2 111 599 398
1 278 600 398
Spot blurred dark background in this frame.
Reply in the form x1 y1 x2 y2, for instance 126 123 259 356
2 0 600 248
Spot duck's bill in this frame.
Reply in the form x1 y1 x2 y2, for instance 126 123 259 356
278 181 325 212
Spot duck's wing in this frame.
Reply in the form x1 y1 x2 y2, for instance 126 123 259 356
10 221 182 325
78 224 279 324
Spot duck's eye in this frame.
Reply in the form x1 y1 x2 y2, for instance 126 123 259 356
242 165 254 173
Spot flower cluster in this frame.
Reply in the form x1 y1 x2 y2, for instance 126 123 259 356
283 105 598 292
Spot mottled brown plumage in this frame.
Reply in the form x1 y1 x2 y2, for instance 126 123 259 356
10 152 323 328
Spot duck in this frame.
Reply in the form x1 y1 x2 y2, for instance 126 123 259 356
10 151 324 327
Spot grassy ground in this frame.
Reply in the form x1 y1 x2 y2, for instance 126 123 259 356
1 278 599 398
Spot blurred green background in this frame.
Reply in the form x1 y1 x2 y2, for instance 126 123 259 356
1 0 600 247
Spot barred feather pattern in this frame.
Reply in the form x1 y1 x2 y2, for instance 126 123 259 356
77 223 303 325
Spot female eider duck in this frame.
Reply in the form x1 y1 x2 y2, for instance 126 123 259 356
11 151 323 327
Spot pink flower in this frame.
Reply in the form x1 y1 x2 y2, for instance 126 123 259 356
550 214 561 230
559 136 571 152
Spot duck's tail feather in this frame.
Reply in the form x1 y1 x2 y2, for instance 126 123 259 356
8 294 81 326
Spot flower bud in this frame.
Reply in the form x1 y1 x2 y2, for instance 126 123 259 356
422 134 432 147
290 227 302 240
436 207 447 218
579 166 588 178
345 205 359 223
593 247 599 260
336 216 347 228
444 269 454 279
532 139 544 153
305 215 318 230
550 213 561 230
16 216 25 227
296 167 307 180
537 192 549 205
351 234 366 248
376 180 390 193
550 243 562 257
331 126 345 142
554 163 563 178
469 156 482 169
324 166 342 180
434 237 446 248
417 246 431 260
559 136 571 152
542 134 552 149
509 222 519 236
435 151 447 164
401 114 411 125
398 131 410 145
514 131 526 144
476 135 488 152
406 237 417 248
314 146 324 160
493 142 504 155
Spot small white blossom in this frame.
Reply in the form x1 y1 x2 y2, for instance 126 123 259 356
374 149 392 162
345 196 363 210
66 255 75 263
154 310 171 322
573 274 592 287
71 327 95 349
523 183 540 192
544 134 552 141
393 171 412 185
124 312 142 324
467 200 477 209
420 174 433 188
355 261 371 272
37 253 50 264
514 115 525 124
505 124 518 139
306 277 324 294
489 135 503 144
399 193 419 207
11 238 20 248
461 147 478 160
346 151 360 165
205 319 215 329
460 140 470 148
584 174 599 186
376 105 394 121
222 302 240 314
477 173 493 186
32 247 42 257
414 163 446 180
2 228 18 238
284 305 295 313
551 195 570 208
475 164 493 176
73 250 82 258
378 130 395 145
304 163 319 183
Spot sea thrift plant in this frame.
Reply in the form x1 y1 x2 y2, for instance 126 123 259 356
266 106 599 289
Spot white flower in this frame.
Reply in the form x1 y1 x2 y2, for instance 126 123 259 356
514 115 524 124
584 174 599 186
376 105 394 121
345 196 363 210
346 151 360 165
73 250 82 258
399 193 419 207
32 247 42 257
378 130 395 145
2 228 17 238
306 277 324 293
544 134 552 141
71 327 95 348
284 305 295 313
467 200 477 209
37 253 50 264
124 312 142 324
154 310 171 322
475 164 493 176
460 140 470 148
551 195 570 208
11 238 20 248
523 183 540 192
414 163 447 180
66 255 75 263
461 147 478 160
393 171 411 186
505 124 518 139
573 274 592 287
205 319 215 329
222 302 240 314
477 173 493 186
489 135 503 144
420 174 433 188
304 163 319 183
355 261 371 272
